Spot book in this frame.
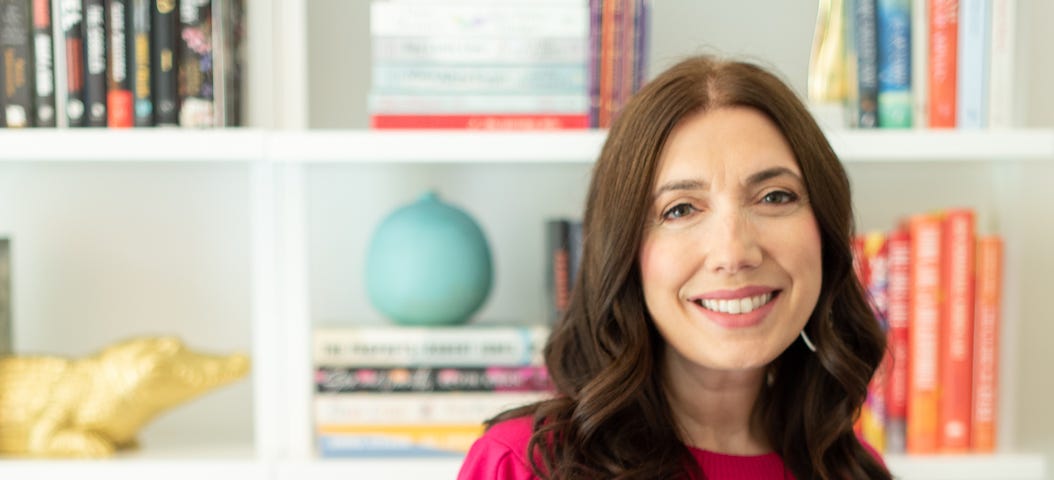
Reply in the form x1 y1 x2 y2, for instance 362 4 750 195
0 0 35 128
884 227 911 453
546 219 571 324
212 0 245 126
315 366 551 393
928 0 958 128
956 0 989 129
152 0 179 126
859 232 889 452
937 208 976 452
130 0 152 126
316 426 484 457
370 3 589 38
0 238 10 356
178 0 215 127
106 0 134 128
32 0 56 127
910 0 928 128
314 392 550 425
83 0 107 127
986 0 1015 128
851 0 879 128
367 93 589 114
371 65 588 95
313 325 550 367
370 113 589 130
875 0 912 128
906 214 942 454
59 0 86 127
971 235 1002 452
372 36 588 65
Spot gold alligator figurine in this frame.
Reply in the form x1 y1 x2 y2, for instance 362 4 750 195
0 336 250 457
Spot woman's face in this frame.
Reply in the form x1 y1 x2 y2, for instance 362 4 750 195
639 107 822 372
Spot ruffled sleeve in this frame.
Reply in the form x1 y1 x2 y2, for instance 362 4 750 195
457 417 537 480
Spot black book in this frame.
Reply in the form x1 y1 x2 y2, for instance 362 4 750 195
83 0 107 127
0 0 35 128
59 0 86 127
32 0 56 127
130 0 152 126
152 0 178 126
177 0 212 127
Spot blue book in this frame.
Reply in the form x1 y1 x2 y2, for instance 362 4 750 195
876 0 913 128
853 0 879 128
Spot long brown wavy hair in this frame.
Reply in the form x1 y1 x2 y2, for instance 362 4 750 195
493 55 890 479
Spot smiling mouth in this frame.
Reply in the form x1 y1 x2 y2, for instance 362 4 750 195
693 292 778 314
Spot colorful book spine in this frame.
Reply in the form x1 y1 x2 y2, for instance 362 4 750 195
315 392 548 426
938 208 976 452
316 426 483 457
152 0 179 126
0 0 34 127
32 0 56 127
370 3 589 38
586 0 600 126
83 0 107 127
906 214 942 454
875 0 912 128
956 0 989 129
313 325 550 367
884 228 911 453
986 0 1015 128
130 0 152 126
852 0 879 128
371 65 587 94
928 0 958 128
178 0 214 127
859 232 889 452
547 219 572 324
370 113 588 130
371 37 588 65
368 94 589 114
316 366 551 394
971 235 1002 452
60 0 87 127
106 0 133 128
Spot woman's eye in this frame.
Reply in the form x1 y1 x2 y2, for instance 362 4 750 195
761 190 798 204
663 203 696 220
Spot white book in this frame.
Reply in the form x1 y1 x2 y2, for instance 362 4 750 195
313 325 549 367
370 2 588 37
911 0 928 128
314 392 550 425
372 36 588 65
368 93 589 114
986 0 1015 128
956 0 990 129
51 0 68 127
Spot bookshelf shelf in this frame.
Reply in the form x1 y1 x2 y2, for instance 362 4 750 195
0 130 265 162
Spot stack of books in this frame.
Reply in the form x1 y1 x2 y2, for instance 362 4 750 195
312 324 553 457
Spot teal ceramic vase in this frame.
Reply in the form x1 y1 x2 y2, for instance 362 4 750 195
365 191 493 326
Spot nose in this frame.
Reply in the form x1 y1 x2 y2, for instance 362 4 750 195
702 208 763 274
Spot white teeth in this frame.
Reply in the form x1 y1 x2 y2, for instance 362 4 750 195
698 293 773 314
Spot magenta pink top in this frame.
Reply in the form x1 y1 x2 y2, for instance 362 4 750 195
457 416 884 480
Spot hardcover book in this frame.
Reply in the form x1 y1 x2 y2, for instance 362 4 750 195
83 0 108 127
32 0 56 127
0 0 35 127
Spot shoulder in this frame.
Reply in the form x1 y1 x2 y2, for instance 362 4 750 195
458 416 538 480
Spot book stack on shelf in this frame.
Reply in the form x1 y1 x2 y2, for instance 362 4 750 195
311 325 553 457
0 0 243 129
851 207 1004 456
809 0 1013 129
367 0 650 130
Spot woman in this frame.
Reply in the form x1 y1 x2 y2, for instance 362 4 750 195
458 55 891 479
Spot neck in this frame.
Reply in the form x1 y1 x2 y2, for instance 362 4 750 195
664 351 769 455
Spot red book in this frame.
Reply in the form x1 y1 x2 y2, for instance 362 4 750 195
928 0 959 127
906 214 942 454
370 114 589 130
884 228 911 453
938 208 976 452
972 235 1003 452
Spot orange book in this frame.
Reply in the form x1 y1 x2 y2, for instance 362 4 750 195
884 228 911 453
937 208 976 452
972 235 1003 452
906 214 942 454
928 0 959 127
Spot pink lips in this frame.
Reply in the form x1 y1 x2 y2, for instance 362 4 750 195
689 287 779 329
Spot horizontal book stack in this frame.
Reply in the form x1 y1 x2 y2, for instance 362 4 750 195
368 0 591 130
812 0 1013 129
312 325 553 457
0 0 243 129
851 208 1004 456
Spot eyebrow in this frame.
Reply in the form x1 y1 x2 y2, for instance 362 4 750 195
652 166 804 199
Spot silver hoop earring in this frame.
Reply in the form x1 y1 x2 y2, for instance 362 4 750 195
800 330 817 353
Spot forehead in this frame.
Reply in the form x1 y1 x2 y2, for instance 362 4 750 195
655 107 800 183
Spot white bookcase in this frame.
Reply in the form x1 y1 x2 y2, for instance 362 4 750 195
1 1 1052 479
